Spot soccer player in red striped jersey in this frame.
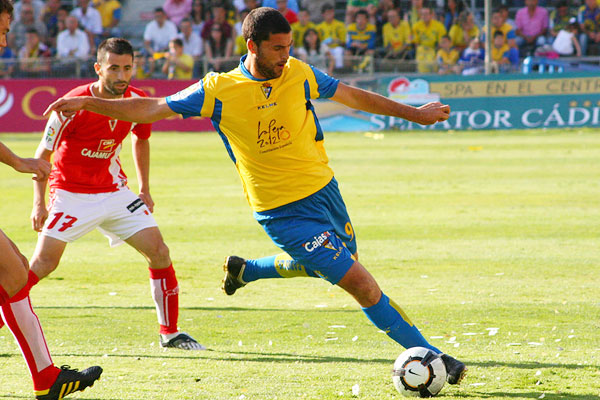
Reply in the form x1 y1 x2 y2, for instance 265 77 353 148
2 38 204 353
0 1 103 399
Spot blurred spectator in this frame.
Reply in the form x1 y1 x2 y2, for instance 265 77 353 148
276 0 298 25
382 8 411 59
408 0 424 28
262 0 298 13
71 0 102 49
345 0 378 25
301 0 328 24
202 3 233 41
490 30 518 73
443 0 464 32
132 50 151 79
177 18 203 57
499 5 516 30
9 3 47 51
56 5 70 35
144 7 178 56
56 15 90 59
549 1 575 40
515 0 548 55
162 38 194 79
292 8 315 48
449 10 479 51
0 46 15 79
204 23 233 72
436 35 459 74
163 0 192 27
296 28 333 74
458 36 484 75
93 0 122 38
13 0 45 23
316 4 345 69
482 9 516 49
578 0 600 55
18 28 51 77
243 0 259 10
345 9 376 69
552 19 582 56
233 8 250 55
412 7 446 73
41 0 61 48
191 0 206 36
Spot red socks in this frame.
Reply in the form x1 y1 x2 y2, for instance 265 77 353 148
0 270 60 391
148 265 179 335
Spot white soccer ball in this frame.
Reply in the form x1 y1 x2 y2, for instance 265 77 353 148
392 347 446 398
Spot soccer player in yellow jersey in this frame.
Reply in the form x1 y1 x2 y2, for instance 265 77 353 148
45 7 467 387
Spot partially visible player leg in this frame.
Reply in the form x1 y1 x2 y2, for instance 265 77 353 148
125 227 205 350
222 253 319 295
336 260 466 385
0 231 102 398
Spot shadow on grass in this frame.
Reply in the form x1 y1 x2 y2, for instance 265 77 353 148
33 305 360 313
458 391 600 400
465 360 599 371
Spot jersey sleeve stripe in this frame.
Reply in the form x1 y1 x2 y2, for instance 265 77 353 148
50 115 72 152
166 80 205 119
304 80 324 142
211 98 236 163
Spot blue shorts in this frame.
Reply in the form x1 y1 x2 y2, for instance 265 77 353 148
254 177 357 284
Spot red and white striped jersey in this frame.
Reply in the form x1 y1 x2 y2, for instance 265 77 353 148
42 83 151 194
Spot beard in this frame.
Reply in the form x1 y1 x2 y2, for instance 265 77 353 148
256 49 286 80
104 79 130 96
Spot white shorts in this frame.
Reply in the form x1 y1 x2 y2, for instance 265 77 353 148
42 188 158 247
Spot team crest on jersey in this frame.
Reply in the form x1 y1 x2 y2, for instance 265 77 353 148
98 139 117 152
261 82 272 100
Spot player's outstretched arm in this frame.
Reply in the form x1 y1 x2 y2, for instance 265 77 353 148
331 82 450 125
43 96 177 124
0 141 51 181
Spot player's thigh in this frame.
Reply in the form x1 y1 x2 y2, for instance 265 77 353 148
0 229 29 296
261 216 355 284
318 179 358 254
42 190 105 242
99 189 157 243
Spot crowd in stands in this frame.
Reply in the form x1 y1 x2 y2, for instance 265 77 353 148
0 0 597 79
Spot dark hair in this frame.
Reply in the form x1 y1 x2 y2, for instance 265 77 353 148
321 4 334 13
493 30 504 38
302 27 320 53
170 38 183 47
154 7 165 14
242 7 291 46
25 27 39 35
97 37 134 63
556 0 568 7
355 9 369 19
0 0 13 17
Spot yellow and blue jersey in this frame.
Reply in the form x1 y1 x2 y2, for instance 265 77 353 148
166 56 339 212
346 22 377 50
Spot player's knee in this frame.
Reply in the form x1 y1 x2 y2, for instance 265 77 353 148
30 253 59 277
149 241 171 267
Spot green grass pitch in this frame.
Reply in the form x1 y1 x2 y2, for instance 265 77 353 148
0 130 598 400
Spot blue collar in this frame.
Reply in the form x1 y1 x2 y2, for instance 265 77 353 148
239 54 270 82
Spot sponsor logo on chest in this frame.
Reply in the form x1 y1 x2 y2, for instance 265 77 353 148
81 139 118 159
